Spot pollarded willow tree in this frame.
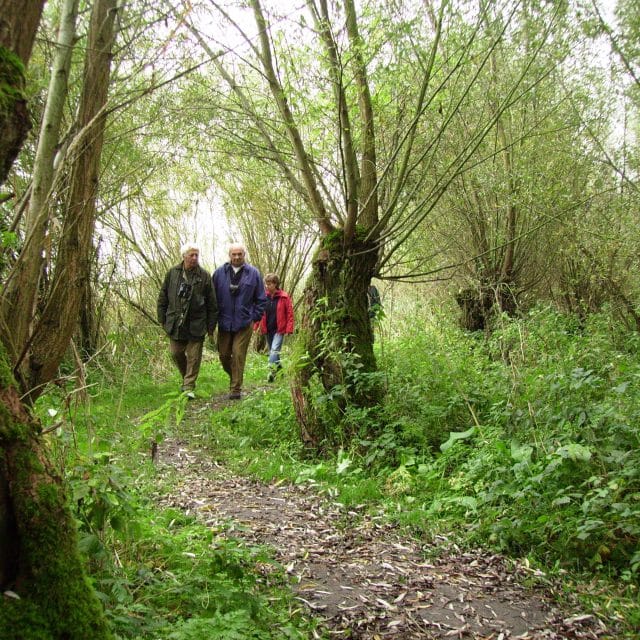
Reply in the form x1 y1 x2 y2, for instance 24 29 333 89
404 1 593 330
172 0 572 447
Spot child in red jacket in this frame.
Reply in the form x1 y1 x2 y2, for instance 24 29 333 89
255 273 294 381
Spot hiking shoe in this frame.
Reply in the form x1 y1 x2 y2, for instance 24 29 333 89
267 371 275 383
228 392 241 400
184 390 195 400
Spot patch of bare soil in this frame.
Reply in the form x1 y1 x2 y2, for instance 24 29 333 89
153 397 614 639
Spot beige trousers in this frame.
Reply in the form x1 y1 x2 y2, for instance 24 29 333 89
169 338 204 390
217 324 253 393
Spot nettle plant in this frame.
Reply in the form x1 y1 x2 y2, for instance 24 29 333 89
473 310 640 576
370 307 640 580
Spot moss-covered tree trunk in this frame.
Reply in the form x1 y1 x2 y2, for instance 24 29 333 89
456 281 517 332
0 0 46 185
291 232 379 449
0 382 111 639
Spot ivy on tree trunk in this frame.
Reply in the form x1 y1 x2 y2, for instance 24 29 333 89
291 230 379 449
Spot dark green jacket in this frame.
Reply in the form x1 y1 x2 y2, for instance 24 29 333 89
157 264 218 340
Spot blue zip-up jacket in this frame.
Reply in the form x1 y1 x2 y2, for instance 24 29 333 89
213 262 267 332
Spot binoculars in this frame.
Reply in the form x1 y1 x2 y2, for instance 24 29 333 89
178 282 192 299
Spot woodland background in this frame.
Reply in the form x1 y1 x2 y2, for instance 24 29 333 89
0 0 639 638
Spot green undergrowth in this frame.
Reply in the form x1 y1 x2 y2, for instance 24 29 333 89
36 308 640 636
181 308 640 635
33 343 318 639
93 506 311 639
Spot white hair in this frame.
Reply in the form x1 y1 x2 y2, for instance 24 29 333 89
181 242 200 256
228 243 246 254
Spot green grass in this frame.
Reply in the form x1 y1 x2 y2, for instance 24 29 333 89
38 309 640 637
34 342 320 640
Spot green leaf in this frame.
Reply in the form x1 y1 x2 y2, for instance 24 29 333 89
449 495 478 510
510 441 533 463
556 443 592 462
336 456 352 474
440 427 476 452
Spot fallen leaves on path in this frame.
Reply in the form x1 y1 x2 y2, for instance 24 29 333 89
154 437 612 639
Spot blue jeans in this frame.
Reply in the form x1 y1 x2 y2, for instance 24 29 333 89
267 332 284 368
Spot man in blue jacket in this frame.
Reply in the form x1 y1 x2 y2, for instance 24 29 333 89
213 243 267 399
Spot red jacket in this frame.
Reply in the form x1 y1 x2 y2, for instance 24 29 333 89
255 289 294 335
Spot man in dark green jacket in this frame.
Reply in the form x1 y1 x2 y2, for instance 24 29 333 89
157 243 218 397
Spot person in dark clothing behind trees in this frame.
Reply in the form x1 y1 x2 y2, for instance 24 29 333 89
367 284 382 319
255 273 294 382
157 242 218 399
367 284 382 340
213 243 267 400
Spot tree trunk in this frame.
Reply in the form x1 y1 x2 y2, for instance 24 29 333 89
0 3 110 637
455 281 517 332
1 0 80 373
25 0 119 402
78 246 102 360
79 276 97 359
0 378 111 639
0 0 46 185
291 231 379 449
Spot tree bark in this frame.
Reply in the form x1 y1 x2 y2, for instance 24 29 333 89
0 0 46 185
0 378 111 638
343 0 378 239
25 0 119 402
1 0 79 373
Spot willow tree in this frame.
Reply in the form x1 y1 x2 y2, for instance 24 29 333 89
0 1 118 636
0 0 80 380
178 0 565 447
405 1 588 330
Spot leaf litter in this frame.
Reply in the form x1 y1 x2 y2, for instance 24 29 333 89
152 400 615 639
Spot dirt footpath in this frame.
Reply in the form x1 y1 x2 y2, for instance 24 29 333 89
155 430 612 639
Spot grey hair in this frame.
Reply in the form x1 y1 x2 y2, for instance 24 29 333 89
181 242 200 256
228 242 246 254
